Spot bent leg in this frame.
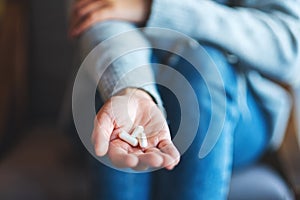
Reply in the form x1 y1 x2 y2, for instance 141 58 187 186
232 86 269 168
152 45 240 200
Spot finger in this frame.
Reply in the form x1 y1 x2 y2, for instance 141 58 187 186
73 0 94 12
108 145 138 168
92 110 114 156
131 154 148 171
70 1 108 37
145 148 174 169
71 9 110 36
158 140 180 170
75 1 106 18
136 150 163 168
70 0 93 25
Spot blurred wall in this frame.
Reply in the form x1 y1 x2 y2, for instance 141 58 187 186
295 88 300 146
29 0 74 122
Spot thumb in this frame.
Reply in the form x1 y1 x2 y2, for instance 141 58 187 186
92 109 114 156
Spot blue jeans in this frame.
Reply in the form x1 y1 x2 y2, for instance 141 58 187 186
90 46 269 200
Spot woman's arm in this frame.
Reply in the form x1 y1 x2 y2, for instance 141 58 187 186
70 0 300 86
70 0 162 104
69 1 180 170
147 0 300 86
77 20 162 103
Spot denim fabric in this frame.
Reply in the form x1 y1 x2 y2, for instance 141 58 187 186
90 45 269 200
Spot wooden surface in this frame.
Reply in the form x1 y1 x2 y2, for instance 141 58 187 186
278 90 300 197
295 88 300 148
0 0 4 18
0 0 28 138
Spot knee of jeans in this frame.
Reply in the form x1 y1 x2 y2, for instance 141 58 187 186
201 45 238 91
175 44 238 104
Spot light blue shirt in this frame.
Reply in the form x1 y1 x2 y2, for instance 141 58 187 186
78 0 300 150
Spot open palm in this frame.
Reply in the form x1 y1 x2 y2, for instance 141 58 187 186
91 89 180 170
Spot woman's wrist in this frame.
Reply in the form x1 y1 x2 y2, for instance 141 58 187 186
115 87 155 102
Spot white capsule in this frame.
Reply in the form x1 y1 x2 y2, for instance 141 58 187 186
138 132 148 148
131 125 144 138
119 130 138 147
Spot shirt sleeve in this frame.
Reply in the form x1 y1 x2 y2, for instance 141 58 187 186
147 0 300 86
78 21 164 109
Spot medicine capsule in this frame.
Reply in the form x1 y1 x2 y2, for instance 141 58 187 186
131 125 144 138
138 132 148 148
119 130 138 147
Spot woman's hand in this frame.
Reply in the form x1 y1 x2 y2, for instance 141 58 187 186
92 88 180 170
69 0 152 37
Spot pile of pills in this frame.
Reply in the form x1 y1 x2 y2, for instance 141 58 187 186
118 126 148 148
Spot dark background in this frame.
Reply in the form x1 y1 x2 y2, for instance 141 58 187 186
0 0 91 199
